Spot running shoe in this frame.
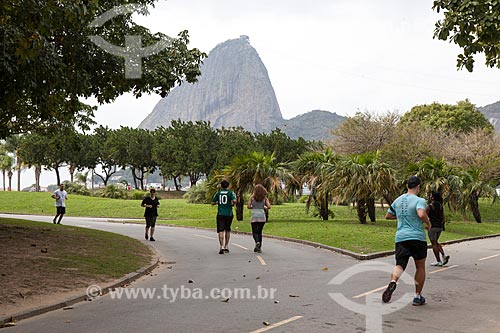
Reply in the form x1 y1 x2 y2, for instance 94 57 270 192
149 237 155 241
254 242 261 253
412 295 426 306
382 281 397 303
442 255 450 266
224 248 229 253
430 262 443 266
219 249 224 254
145 233 149 240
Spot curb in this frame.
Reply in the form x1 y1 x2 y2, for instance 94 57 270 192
155 223 500 260
0 254 161 329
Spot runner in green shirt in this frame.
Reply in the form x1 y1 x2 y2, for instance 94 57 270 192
211 180 237 254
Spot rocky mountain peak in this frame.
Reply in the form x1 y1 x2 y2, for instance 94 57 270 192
138 36 283 132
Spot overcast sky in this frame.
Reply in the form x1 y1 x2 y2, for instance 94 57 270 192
92 0 500 129
15 0 500 189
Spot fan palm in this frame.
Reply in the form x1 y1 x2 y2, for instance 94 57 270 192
325 152 398 224
214 151 290 221
290 148 340 220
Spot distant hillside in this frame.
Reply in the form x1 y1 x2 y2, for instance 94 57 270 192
282 110 345 141
478 101 500 133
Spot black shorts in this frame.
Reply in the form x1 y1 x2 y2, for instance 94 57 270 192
395 240 428 270
145 216 157 228
216 215 233 233
56 206 66 215
428 228 443 241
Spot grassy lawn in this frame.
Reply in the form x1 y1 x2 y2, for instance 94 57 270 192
1 191 499 254
0 217 153 278
0 217 153 312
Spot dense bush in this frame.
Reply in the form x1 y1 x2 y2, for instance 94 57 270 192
95 184 130 199
183 182 210 204
131 190 148 200
63 181 91 196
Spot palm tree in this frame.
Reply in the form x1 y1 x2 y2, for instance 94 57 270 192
326 152 398 224
0 154 14 191
215 151 289 221
4 135 25 191
458 168 495 223
289 148 340 220
410 157 463 214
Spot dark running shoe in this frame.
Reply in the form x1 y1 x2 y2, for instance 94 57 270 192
224 248 229 253
219 249 224 255
53 219 57 224
442 255 450 266
412 295 426 306
254 242 261 253
149 237 155 242
145 233 149 240
382 281 397 303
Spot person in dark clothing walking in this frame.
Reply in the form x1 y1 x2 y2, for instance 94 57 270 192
142 188 160 241
427 191 450 266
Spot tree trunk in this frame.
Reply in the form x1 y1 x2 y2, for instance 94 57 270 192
236 190 244 221
367 198 376 222
356 198 367 224
69 164 76 183
35 166 41 192
320 193 329 221
16 152 21 191
130 167 138 189
470 192 482 223
7 170 13 191
2 170 5 191
55 167 61 186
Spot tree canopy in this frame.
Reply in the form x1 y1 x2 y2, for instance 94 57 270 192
399 100 493 133
433 0 500 71
0 0 205 137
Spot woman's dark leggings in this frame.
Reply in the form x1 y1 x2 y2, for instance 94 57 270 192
251 222 266 243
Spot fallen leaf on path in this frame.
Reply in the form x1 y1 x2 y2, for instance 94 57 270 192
274 300 280 304
221 298 230 303
263 321 270 326
41 248 48 253
322 267 329 271
289 294 300 298
188 280 194 283
3 322 16 327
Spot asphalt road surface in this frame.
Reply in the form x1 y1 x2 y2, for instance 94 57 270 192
2 214 500 333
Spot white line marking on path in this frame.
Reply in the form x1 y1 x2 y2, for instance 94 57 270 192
352 265 459 299
352 286 387 299
249 315 303 333
256 255 267 266
232 243 248 250
193 234 215 240
479 254 500 261
428 265 459 275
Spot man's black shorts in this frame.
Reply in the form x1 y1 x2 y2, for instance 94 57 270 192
56 206 66 215
145 216 157 228
395 240 428 270
216 215 233 233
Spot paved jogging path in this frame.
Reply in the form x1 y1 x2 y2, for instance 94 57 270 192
1 214 500 333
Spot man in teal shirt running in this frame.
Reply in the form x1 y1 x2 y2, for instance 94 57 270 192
211 180 237 254
382 176 431 306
